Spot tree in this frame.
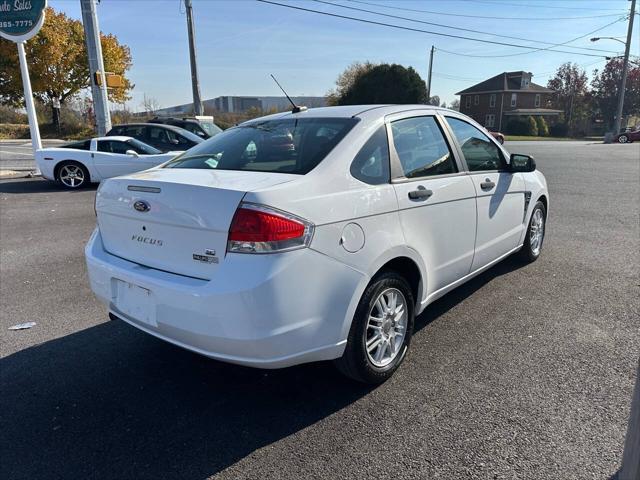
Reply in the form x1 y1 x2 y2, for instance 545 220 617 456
591 57 640 129
326 61 377 106
527 116 539 136
449 99 460 111
0 7 133 128
547 62 590 134
141 95 161 115
331 63 427 105
535 116 549 136
428 95 440 106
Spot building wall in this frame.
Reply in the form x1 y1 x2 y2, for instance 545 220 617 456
459 92 554 130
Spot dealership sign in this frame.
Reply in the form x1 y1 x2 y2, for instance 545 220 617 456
0 0 47 42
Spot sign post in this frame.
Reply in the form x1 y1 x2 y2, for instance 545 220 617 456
0 0 47 154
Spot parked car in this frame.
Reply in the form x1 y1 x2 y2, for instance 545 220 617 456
107 123 204 152
489 131 505 144
36 137 182 189
614 127 640 143
86 105 548 383
148 116 223 139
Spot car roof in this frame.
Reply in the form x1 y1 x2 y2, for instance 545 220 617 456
240 105 454 125
113 123 185 132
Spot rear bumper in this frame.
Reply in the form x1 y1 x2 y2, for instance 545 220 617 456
85 229 365 368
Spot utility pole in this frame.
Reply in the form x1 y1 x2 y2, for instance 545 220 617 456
426 45 434 103
184 0 203 116
614 0 636 135
80 0 111 135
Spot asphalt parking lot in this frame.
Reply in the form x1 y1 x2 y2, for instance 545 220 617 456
1 140 638 480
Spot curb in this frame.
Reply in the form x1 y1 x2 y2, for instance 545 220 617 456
0 170 39 179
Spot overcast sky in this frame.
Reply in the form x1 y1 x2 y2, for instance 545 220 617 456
49 0 639 110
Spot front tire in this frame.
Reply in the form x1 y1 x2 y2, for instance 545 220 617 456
518 201 546 263
335 272 415 384
618 135 629 144
57 162 89 189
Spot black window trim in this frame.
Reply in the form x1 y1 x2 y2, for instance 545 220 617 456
386 113 465 183
440 113 509 174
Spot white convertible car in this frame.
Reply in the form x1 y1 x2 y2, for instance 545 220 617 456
36 136 182 189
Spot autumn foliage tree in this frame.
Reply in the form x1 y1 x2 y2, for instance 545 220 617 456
547 62 590 133
0 7 133 128
591 57 640 129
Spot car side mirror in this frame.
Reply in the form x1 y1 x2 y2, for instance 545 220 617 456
510 153 536 172
125 150 139 158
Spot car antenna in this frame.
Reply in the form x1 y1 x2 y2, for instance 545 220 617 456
270 74 307 114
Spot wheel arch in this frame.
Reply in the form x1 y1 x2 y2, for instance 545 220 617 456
338 247 428 343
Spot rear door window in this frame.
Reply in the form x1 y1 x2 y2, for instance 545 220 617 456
164 118 358 174
390 116 457 178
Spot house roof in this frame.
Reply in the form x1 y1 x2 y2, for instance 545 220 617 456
456 71 554 95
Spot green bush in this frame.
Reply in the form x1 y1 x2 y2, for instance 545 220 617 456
550 123 569 137
527 116 539 136
505 118 529 135
535 116 549 136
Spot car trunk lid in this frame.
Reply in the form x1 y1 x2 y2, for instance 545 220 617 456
96 168 298 279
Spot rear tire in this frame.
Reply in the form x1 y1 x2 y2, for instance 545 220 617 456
618 135 629 144
57 162 90 189
335 271 415 384
518 201 546 263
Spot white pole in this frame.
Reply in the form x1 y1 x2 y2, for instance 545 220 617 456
16 41 42 153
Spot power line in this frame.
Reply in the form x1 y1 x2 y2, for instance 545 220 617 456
460 0 626 12
435 18 625 58
256 0 611 58
315 0 618 54
346 0 627 21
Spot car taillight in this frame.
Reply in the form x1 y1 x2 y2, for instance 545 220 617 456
227 203 314 254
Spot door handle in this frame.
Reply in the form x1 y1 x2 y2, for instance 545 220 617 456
480 179 495 190
408 187 433 200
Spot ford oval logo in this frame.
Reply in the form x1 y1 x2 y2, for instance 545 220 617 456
133 200 150 213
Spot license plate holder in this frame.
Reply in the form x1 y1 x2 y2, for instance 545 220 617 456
113 279 157 327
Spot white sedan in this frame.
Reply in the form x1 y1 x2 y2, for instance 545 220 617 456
86 105 548 383
35 136 182 189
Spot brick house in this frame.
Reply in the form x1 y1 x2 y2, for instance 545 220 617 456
456 71 562 132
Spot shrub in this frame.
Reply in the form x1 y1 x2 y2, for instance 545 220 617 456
535 116 549 136
527 116 539 136
550 123 569 137
505 118 529 135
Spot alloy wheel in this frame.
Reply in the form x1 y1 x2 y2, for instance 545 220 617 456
59 165 85 188
365 288 408 367
529 208 545 256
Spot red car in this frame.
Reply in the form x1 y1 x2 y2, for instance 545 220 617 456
615 127 640 143
489 131 505 144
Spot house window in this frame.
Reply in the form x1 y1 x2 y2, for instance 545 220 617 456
485 114 495 128
474 95 479 106
535 94 541 107
489 94 496 108
511 93 517 107
466 95 471 108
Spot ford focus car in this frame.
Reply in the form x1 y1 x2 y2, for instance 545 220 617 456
86 105 548 383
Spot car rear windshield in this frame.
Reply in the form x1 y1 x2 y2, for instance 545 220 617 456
163 117 359 174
